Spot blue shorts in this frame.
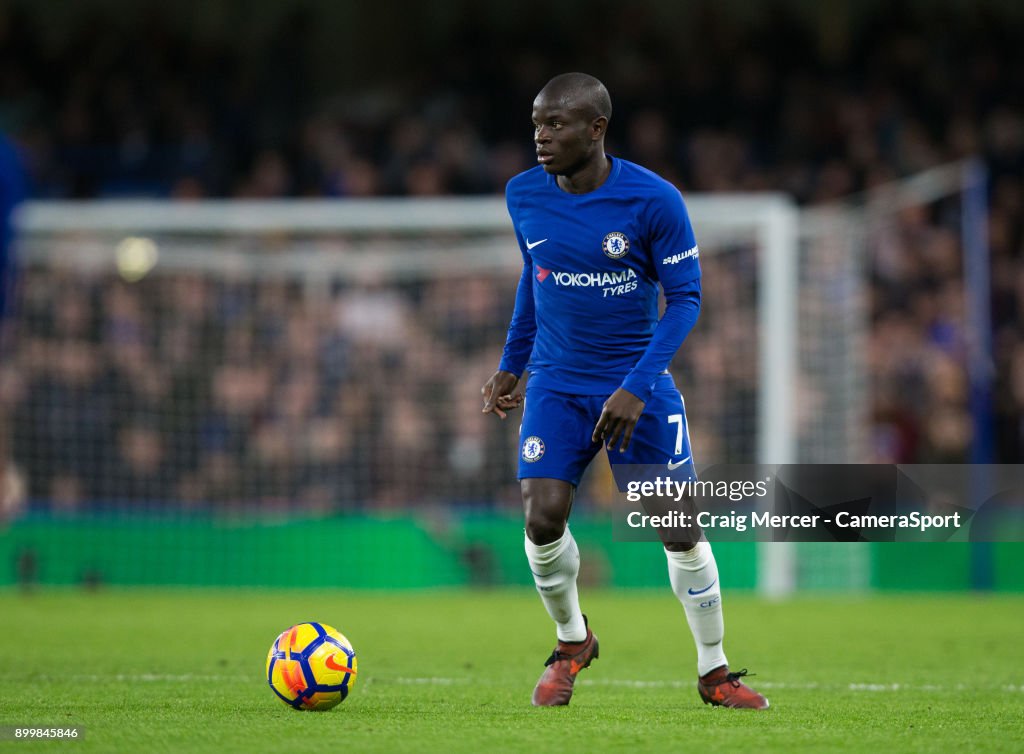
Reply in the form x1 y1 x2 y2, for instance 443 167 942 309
518 377 694 487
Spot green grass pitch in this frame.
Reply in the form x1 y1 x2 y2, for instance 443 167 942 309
1 589 1022 753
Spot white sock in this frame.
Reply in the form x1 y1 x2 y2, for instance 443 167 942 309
525 528 587 642
665 541 728 676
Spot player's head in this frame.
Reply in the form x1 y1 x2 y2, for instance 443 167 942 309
532 72 611 176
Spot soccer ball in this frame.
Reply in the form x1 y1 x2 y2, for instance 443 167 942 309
266 622 358 710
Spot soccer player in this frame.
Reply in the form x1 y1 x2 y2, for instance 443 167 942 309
481 73 768 709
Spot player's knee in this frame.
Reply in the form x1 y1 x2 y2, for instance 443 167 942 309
523 495 567 545
525 516 566 546
522 479 573 545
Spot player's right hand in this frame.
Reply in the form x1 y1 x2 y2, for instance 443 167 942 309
481 370 523 420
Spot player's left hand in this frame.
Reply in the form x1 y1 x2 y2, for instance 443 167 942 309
592 388 646 452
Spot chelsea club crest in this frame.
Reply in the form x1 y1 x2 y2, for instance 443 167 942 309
521 436 545 462
602 231 630 259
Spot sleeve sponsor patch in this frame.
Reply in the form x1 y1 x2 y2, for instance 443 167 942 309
662 245 699 265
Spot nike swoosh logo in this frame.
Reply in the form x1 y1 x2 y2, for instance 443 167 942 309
687 579 716 596
526 238 548 250
667 456 691 470
325 653 353 672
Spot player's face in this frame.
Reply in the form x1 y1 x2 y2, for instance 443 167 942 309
532 95 602 176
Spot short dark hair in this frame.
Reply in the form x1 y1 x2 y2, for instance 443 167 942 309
538 72 612 121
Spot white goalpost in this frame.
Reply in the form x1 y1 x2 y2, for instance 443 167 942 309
11 165 976 594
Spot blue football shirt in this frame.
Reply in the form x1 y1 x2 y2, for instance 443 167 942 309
498 156 702 403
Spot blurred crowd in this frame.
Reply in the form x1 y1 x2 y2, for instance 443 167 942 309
2 265 526 511
1 1 1023 511
1 3 1020 205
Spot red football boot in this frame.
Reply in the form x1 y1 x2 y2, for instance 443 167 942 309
698 666 770 709
531 621 599 706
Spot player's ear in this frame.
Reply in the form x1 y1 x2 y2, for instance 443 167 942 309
591 116 608 141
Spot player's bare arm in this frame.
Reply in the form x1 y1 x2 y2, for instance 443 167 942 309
592 387 646 451
481 370 524 420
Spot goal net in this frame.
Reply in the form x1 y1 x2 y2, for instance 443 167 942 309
780 160 989 594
